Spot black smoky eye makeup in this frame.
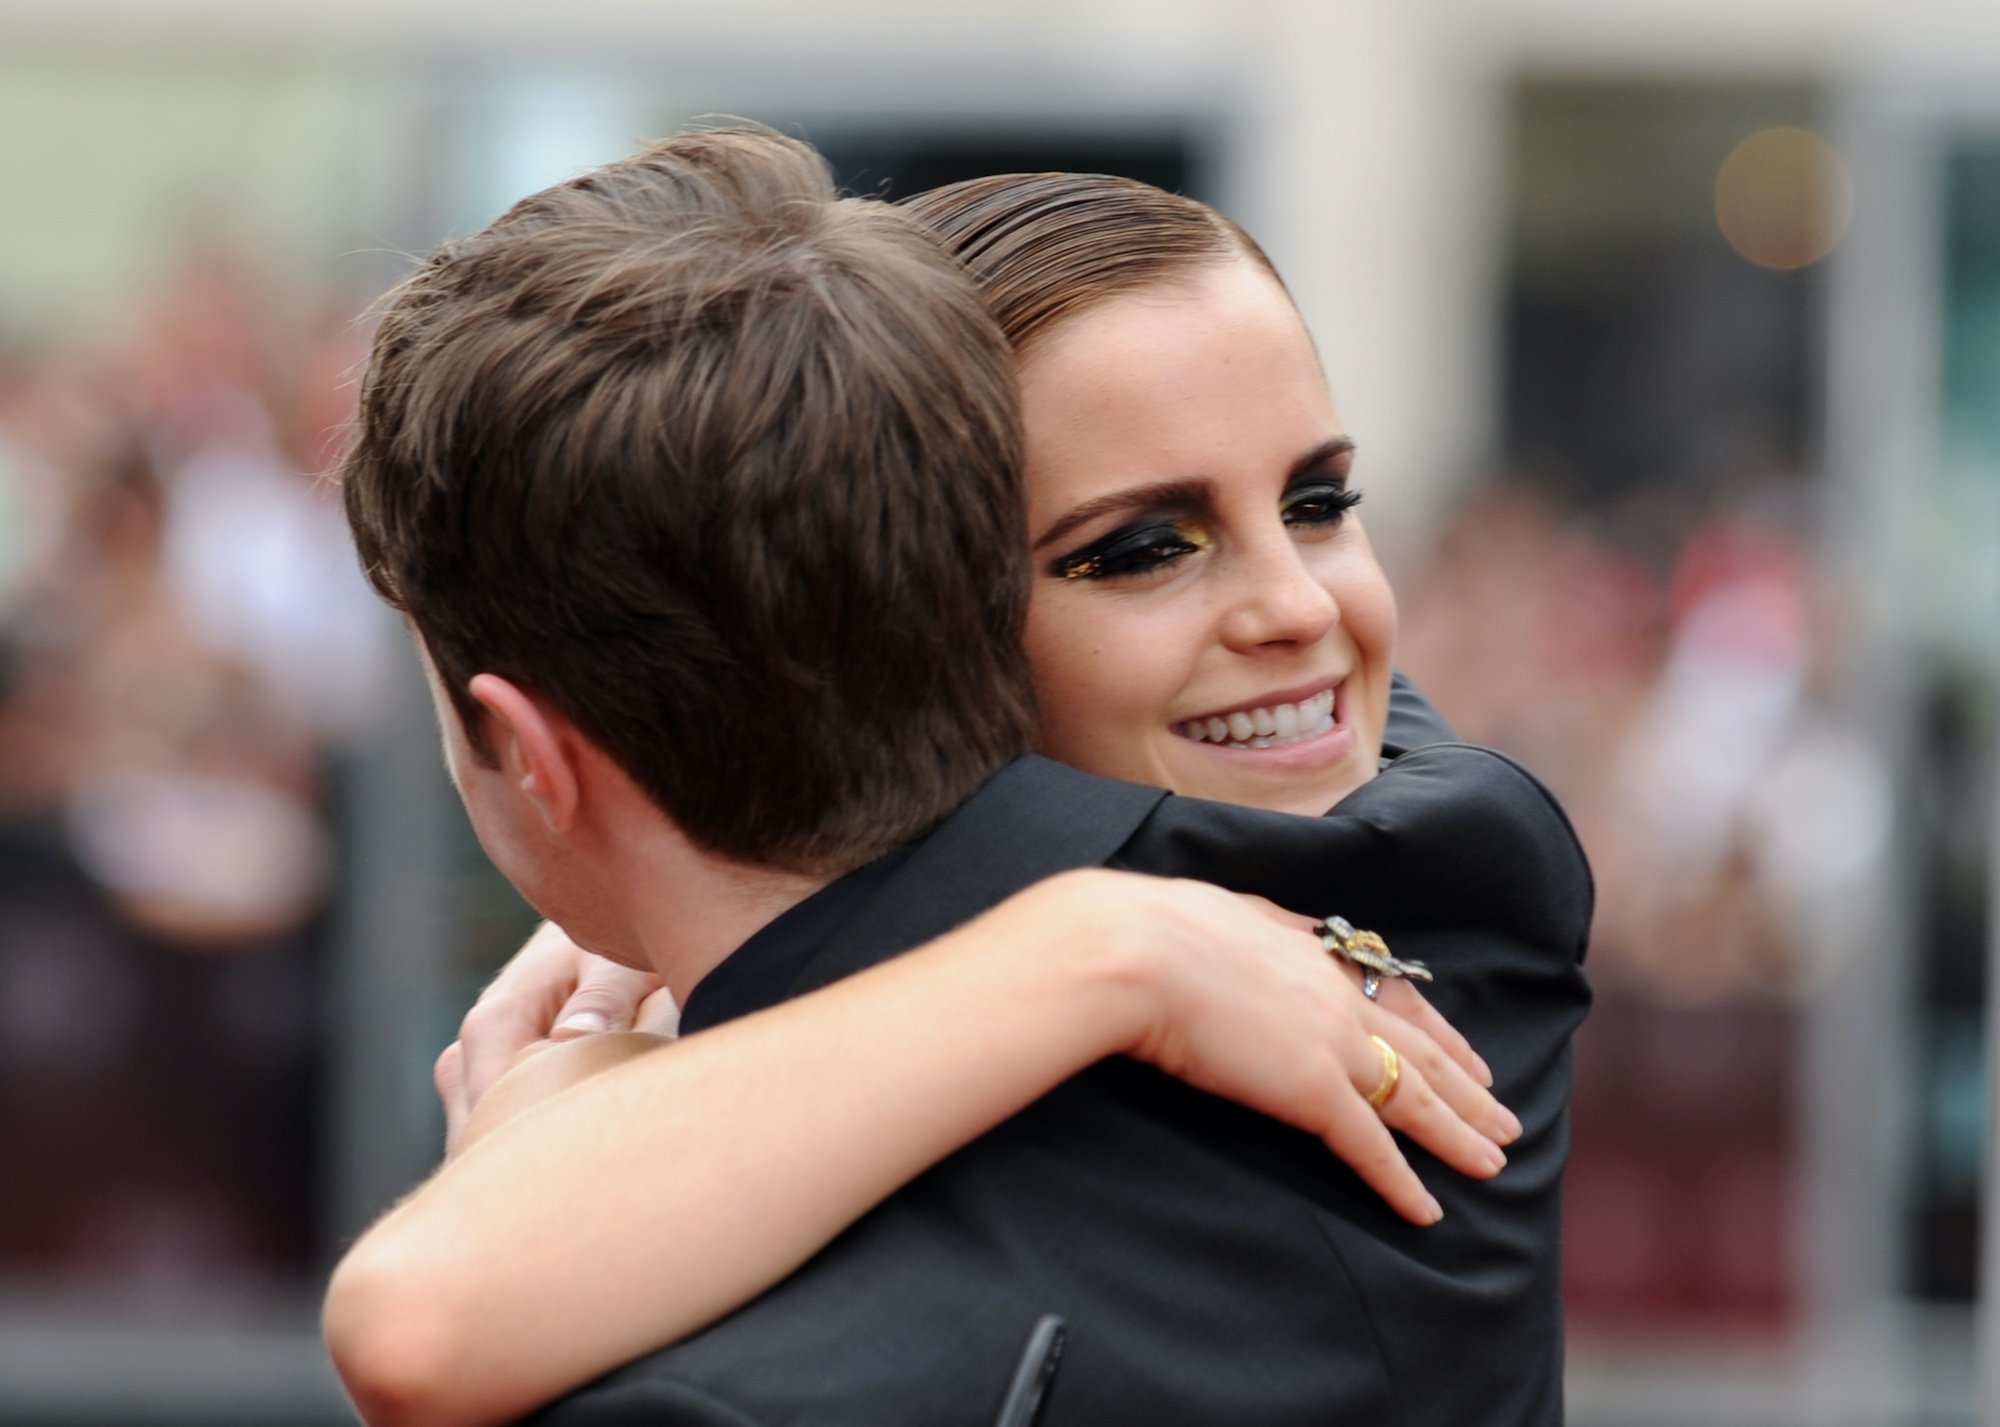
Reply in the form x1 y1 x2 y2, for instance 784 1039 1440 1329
1280 481 1363 528
1048 518 1212 582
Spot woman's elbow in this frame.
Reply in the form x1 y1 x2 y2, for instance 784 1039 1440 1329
325 1237 484 1427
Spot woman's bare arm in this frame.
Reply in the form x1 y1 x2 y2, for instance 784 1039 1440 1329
324 869 1516 1427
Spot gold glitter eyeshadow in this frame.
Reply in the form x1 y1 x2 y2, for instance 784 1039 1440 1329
1052 518 1210 582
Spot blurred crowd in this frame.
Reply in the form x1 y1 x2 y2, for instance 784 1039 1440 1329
1402 478 1891 1334
0 244 389 1292
0 242 1894 1332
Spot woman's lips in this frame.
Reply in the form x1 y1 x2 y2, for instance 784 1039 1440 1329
1172 685 1338 751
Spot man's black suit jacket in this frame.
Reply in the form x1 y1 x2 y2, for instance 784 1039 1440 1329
533 691 1592 1426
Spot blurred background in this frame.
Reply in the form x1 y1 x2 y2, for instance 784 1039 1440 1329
0 1 1992 1423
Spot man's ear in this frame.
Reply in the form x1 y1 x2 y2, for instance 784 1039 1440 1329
467 674 581 833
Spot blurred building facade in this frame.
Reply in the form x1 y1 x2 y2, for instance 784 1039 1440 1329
0 2 1995 1424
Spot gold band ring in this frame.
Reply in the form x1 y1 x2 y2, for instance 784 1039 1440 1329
1365 1035 1401 1110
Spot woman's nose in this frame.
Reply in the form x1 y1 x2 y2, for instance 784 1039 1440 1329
1217 543 1339 652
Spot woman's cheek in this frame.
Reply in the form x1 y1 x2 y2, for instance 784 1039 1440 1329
1021 594 1090 732
1023 592 1151 769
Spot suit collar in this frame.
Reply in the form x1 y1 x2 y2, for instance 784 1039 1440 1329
789 755 1167 997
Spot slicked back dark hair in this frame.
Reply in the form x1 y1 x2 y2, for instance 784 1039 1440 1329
342 127 1034 873
901 171 1283 358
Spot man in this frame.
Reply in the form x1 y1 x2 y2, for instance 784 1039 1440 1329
334 126 1590 1425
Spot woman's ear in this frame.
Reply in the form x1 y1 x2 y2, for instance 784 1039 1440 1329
467 674 581 833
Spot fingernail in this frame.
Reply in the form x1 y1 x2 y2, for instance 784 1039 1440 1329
1473 1055 1494 1088
1424 1194 1444 1225
1497 1108 1523 1144
1484 1141 1509 1174
556 1010 610 1036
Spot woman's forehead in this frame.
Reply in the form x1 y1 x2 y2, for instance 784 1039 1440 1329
1016 261 1339 506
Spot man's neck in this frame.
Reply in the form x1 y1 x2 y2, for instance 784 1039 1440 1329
514 748 839 1008
624 857 832 1008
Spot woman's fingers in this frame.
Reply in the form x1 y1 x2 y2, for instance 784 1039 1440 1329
551 957 666 1040
1097 879 1521 1226
1346 1027 1512 1186
456 995 554 1137
1274 916 1517 1201
453 924 663 1124
435 1041 471 1153
1316 1087 1444 1226
1225 892 1496 1091
1282 1023 1501 1226
1365 1001 1521 1148
1367 976 1494 1090
456 922 584 1113
630 983 683 1038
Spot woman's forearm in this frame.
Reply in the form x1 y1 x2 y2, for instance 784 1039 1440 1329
324 870 1157 1427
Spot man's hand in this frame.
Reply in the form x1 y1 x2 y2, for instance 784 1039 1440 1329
436 921 675 1152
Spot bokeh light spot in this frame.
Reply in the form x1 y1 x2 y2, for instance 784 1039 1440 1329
1714 127 1854 271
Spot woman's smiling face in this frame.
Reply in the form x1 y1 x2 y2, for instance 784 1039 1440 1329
1019 256 1396 816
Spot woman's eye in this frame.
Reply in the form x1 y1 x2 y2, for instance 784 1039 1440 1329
1052 521 1209 582
1282 482 1363 529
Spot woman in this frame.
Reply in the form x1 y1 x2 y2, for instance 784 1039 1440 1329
326 165 1586 1427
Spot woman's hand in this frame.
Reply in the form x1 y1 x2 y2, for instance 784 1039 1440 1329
1062 872 1518 1226
436 921 674 1152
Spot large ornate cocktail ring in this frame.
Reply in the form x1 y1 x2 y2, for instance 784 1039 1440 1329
1315 916 1432 985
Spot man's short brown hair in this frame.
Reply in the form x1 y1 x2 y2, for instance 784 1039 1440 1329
342 127 1034 872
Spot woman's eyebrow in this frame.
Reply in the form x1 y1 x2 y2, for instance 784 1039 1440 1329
1289 436 1358 480
1032 479 1214 553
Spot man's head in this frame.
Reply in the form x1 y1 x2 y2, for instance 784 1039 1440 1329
342 127 1034 875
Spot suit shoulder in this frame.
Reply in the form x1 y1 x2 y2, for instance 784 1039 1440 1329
1126 742 1592 964
1369 742 1594 961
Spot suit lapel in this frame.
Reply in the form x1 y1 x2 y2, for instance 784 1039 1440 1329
789 756 1168 997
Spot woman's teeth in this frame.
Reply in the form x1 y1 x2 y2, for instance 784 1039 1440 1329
1175 688 1336 750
